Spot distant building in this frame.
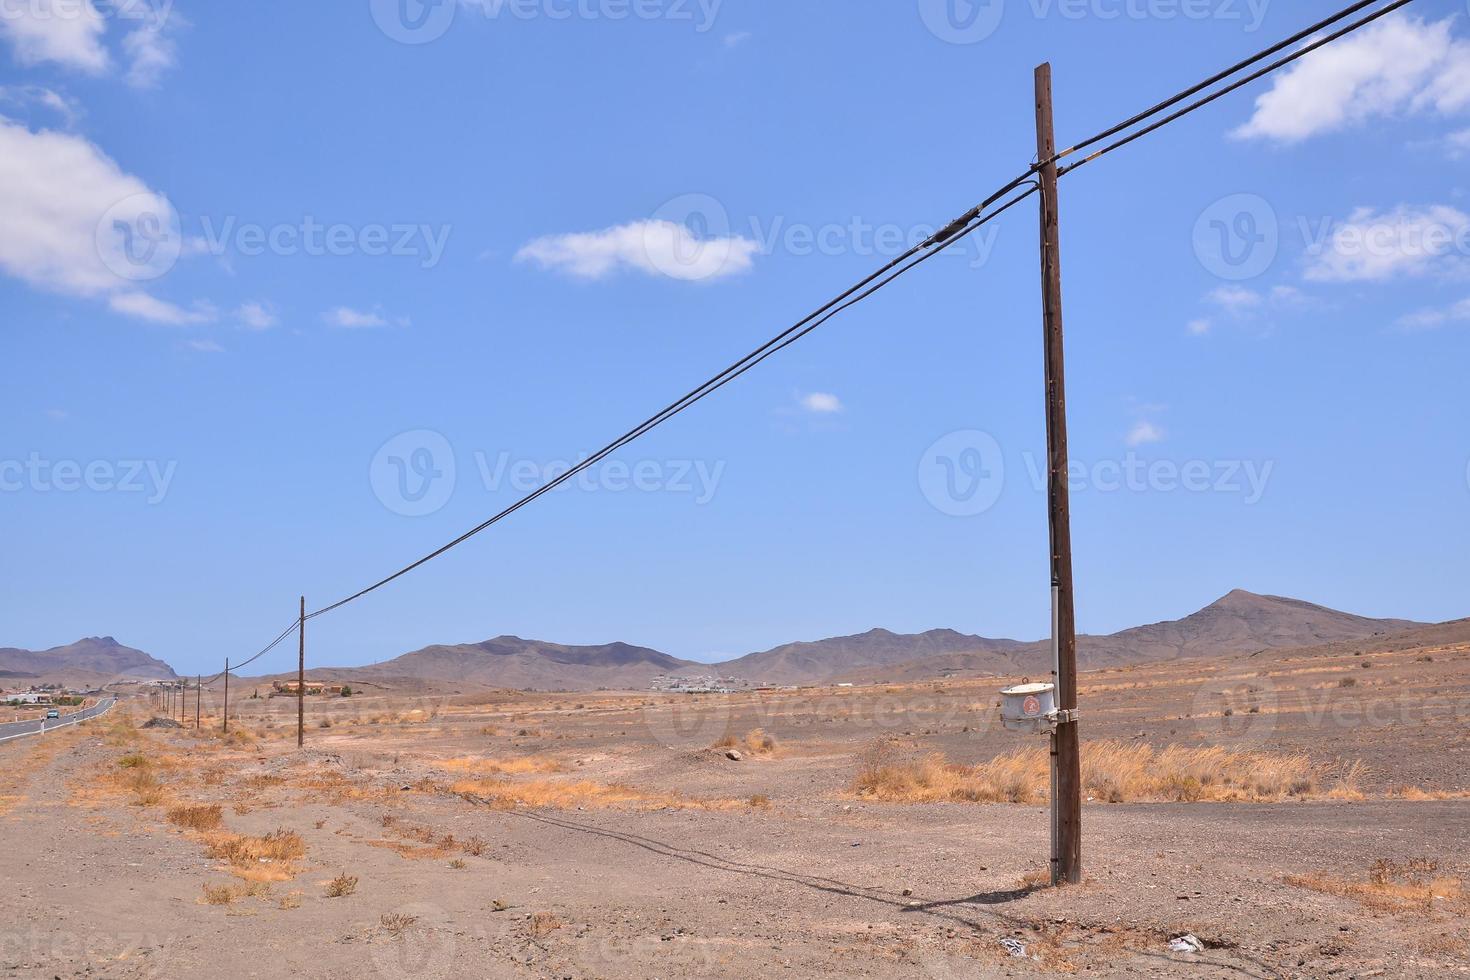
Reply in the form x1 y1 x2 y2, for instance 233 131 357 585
650 674 749 694
270 680 341 697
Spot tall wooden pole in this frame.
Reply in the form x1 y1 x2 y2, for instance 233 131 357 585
297 596 306 748
222 659 229 734
1035 62 1082 886
195 675 201 730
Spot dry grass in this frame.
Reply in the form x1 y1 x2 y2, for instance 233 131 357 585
200 881 268 906
436 755 566 776
325 873 358 898
450 777 737 812
852 740 1320 804
1286 859 1467 914
712 729 780 756
204 830 306 883
167 804 224 831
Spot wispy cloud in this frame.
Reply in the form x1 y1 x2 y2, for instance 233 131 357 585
0 85 81 127
0 1 182 88
1233 15 1470 143
517 219 758 283
321 306 407 328
1304 204 1470 282
1126 420 1165 447
0 0 109 74
236 301 279 330
799 392 843 414
1396 296 1470 331
108 291 215 325
724 31 752 48
121 22 179 89
183 338 225 354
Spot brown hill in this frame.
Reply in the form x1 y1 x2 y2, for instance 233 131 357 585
0 637 177 686
749 591 1427 686
717 628 1032 687
300 636 699 693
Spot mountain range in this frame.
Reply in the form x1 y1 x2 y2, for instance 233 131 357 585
263 589 1429 691
0 637 178 687
3 591 1436 692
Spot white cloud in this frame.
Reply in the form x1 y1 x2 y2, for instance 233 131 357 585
1396 296 1470 331
800 392 842 414
120 23 177 89
1234 15 1470 143
1186 318 1212 336
321 306 406 328
108 291 214 325
516 219 758 282
1126 420 1165 447
724 31 752 48
1304 204 1470 282
236 301 278 330
1206 285 1263 312
0 114 180 297
0 85 80 127
0 0 109 73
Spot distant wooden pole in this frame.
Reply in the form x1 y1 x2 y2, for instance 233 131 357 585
297 596 306 749
1035 62 1082 886
195 675 201 730
222 659 230 734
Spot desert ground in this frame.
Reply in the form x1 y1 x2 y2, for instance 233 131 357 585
2 633 1468 979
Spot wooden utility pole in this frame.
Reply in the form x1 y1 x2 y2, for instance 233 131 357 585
1035 62 1082 886
222 659 230 734
297 596 306 748
195 675 201 730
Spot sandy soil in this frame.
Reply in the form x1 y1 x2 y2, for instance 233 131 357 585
2 637 1467 979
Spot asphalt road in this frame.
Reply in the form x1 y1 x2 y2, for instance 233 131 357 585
0 697 115 743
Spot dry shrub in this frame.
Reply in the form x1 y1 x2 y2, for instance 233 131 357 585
529 912 562 938
325 873 358 898
200 881 268 906
852 740 1318 804
206 829 305 881
711 730 779 756
1286 859 1466 914
279 891 303 910
117 751 151 769
1327 760 1369 801
168 804 224 831
449 858 467 870
748 794 771 809
381 912 417 934
743 729 778 755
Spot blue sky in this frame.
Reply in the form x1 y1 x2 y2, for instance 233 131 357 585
2 0 1468 675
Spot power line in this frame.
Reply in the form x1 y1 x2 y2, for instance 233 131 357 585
305 184 1038 622
1054 0 1396 163
222 0 1418 677
1058 0 1418 176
